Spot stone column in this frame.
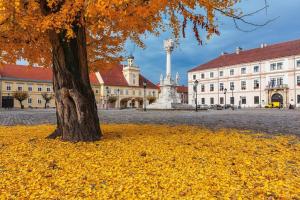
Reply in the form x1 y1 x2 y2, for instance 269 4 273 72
164 39 174 79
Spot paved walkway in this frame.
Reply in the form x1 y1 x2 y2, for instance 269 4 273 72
0 108 299 135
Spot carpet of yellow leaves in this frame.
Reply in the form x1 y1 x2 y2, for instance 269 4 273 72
0 124 299 199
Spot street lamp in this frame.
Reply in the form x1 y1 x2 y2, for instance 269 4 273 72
193 80 199 112
230 86 234 110
106 86 109 110
143 81 147 111
117 88 120 109
224 88 227 109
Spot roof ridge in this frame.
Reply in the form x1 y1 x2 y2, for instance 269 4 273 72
188 38 300 72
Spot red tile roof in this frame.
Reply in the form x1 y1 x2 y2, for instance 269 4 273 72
98 64 158 89
176 85 188 93
0 64 52 82
0 64 100 85
156 83 188 93
188 39 300 72
98 65 129 87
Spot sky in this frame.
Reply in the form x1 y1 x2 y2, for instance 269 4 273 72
124 0 300 86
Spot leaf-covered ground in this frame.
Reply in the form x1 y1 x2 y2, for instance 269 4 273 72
0 124 299 199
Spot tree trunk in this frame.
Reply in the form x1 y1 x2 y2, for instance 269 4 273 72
46 26 102 142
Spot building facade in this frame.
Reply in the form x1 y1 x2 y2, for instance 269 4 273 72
96 56 159 109
0 57 159 109
0 64 101 108
188 39 300 108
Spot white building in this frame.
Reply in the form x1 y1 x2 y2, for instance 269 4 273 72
188 39 300 108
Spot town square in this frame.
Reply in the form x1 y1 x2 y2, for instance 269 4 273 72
0 0 300 199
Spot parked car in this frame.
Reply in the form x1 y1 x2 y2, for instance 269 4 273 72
225 104 237 110
197 104 209 110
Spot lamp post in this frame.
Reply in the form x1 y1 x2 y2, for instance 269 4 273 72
117 88 120 109
143 82 147 111
193 80 199 112
106 86 109 110
224 88 227 109
230 87 234 110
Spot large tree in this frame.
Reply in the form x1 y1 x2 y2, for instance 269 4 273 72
0 0 263 141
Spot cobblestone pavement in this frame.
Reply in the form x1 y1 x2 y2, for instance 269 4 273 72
0 108 299 135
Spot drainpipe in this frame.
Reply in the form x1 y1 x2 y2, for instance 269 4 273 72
217 67 220 104
259 61 262 108
294 56 297 107
0 82 1 108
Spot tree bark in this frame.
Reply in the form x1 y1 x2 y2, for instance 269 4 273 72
46 26 102 142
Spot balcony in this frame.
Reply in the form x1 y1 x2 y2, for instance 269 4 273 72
265 84 289 90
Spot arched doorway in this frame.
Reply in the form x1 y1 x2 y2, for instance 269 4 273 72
271 93 283 104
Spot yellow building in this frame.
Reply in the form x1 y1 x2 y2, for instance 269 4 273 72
0 64 101 108
96 56 159 109
0 57 159 109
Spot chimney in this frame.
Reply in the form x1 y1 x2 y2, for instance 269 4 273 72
260 43 267 48
236 47 242 54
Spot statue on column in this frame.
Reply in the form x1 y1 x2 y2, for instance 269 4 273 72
175 72 180 85
160 74 163 85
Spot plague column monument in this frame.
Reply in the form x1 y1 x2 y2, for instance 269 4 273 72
148 39 181 109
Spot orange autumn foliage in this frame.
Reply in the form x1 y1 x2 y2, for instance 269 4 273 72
0 0 240 69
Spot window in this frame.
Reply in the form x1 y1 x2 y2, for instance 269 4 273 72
138 90 142 95
230 82 234 90
120 89 124 95
297 60 300 67
298 95 300 104
241 67 246 74
201 98 205 105
114 89 118 95
270 78 276 87
201 84 205 92
28 98 32 104
241 97 246 104
270 63 276 71
95 89 99 94
230 69 234 76
220 97 224 104
254 96 259 104
297 76 300 86
210 72 214 78
219 83 224 91
219 71 224 77
254 80 260 89
201 73 205 79
132 90 135 95
277 77 283 86
38 86 42 92
132 74 136 85
28 86 33 91
17 86 23 91
277 62 283 70
241 81 246 90
270 62 283 71
125 90 129 95
6 84 11 91
193 74 196 80
153 91 156 96
210 84 214 92
37 99 42 104
253 66 259 73
210 97 214 105
230 97 234 105
47 87 51 92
